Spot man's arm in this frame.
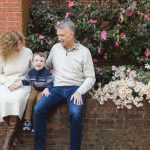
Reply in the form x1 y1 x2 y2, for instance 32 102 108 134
77 49 96 95
71 49 96 105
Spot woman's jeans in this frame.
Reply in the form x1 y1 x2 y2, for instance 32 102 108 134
34 86 86 150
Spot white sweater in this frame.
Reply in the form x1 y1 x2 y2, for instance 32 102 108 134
46 43 96 95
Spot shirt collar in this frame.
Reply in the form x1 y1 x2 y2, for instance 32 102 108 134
63 41 80 52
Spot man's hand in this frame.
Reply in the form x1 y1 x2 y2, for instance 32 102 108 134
42 88 51 97
70 91 83 105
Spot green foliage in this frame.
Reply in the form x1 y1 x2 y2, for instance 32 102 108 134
27 0 150 64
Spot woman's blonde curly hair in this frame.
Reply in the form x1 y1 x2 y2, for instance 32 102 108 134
0 31 25 61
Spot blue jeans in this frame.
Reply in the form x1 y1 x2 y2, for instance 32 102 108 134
34 86 86 150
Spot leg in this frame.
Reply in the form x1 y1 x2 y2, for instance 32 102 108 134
2 116 19 150
67 95 86 150
34 88 65 150
36 91 42 102
24 89 39 120
3 116 9 134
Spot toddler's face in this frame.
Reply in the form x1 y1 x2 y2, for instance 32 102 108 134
32 55 45 71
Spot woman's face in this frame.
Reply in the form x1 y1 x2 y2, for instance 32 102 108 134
15 40 23 52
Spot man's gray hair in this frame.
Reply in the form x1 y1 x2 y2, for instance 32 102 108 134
55 20 75 33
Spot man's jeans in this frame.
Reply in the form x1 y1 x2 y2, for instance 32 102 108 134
34 86 86 150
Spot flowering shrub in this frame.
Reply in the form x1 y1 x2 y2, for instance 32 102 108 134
27 0 150 64
91 66 150 109
27 1 150 109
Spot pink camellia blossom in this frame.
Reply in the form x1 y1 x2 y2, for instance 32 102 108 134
144 49 150 57
144 14 148 19
132 1 137 7
104 53 107 60
120 33 126 39
136 11 141 15
65 11 72 19
88 19 97 24
101 31 107 41
98 45 102 54
38 35 45 40
68 1 75 7
127 7 134 17
120 8 126 14
114 41 119 47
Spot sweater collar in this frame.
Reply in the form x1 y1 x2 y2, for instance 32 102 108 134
63 41 80 52
33 67 45 74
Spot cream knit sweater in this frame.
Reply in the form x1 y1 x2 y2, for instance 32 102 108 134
46 43 96 95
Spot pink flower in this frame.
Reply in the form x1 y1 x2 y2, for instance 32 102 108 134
120 8 126 14
114 41 119 47
65 11 72 19
132 1 137 7
101 31 107 41
127 7 134 17
144 49 150 57
98 45 102 54
136 11 141 15
120 33 126 39
88 19 97 24
104 53 107 60
68 1 75 7
38 35 45 40
144 14 148 19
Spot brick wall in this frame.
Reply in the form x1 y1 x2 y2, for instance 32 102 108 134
0 99 150 150
0 0 22 34
22 0 32 36
0 0 32 35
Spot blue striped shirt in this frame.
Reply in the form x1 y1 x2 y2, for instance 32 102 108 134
22 67 53 91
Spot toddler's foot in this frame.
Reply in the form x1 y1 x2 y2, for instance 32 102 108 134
23 120 32 131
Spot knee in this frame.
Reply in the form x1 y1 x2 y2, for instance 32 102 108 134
34 98 46 116
69 107 82 120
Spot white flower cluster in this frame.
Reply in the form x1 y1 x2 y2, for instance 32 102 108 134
91 66 150 109
145 63 150 70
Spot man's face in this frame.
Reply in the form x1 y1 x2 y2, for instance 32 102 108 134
56 27 74 48
32 55 45 71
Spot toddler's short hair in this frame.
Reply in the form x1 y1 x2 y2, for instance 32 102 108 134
33 52 46 60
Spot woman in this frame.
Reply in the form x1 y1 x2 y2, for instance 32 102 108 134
0 31 33 150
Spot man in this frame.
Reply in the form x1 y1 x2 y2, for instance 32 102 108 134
34 20 96 150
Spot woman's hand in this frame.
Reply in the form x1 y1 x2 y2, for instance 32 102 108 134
8 81 23 92
42 88 51 97
8 84 18 92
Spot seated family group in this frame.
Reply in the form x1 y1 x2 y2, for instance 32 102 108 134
0 20 96 150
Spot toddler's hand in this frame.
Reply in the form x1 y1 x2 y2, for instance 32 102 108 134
42 88 51 97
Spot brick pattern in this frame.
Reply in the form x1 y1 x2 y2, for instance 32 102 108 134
22 0 32 36
0 99 150 150
0 0 22 34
